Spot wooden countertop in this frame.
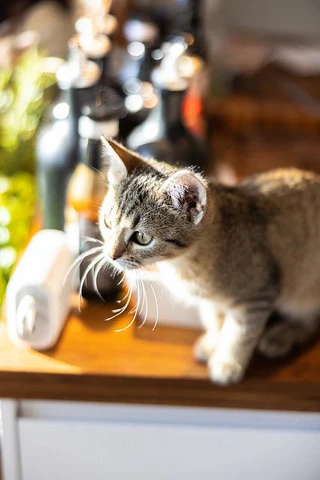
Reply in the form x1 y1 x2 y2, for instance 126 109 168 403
1 298 320 412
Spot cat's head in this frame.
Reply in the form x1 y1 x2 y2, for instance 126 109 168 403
99 138 208 270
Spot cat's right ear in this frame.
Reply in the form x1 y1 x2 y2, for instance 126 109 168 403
164 170 207 225
100 136 128 186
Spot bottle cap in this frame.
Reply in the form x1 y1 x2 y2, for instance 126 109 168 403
76 32 111 60
127 41 145 60
101 14 118 36
76 14 118 37
56 36 101 89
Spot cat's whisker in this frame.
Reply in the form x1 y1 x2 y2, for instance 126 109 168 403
106 281 133 321
111 265 122 279
111 301 130 314
138 275 146 316
142 277 149 326
92 257 108 302
137 271 148 329
142 269 159 331
78 253 105 312
88 201 103 208
150 283 159 331
63 246 104 287
89 164 108 187
112 283 131 311
81 236 103 245
114 304 139 332
128 272 140 315
115 272 141 333
160 280 175 310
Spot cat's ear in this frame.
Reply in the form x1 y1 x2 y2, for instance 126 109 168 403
164 170 207 225
101 137 145 186
100 136 127 185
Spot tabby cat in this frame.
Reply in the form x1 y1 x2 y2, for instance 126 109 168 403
99 138 320 385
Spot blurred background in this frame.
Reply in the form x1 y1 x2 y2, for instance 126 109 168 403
1 2 320 479
2 0 320 320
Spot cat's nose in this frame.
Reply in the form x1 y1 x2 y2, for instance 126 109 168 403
108 251 121 261
107 240 125 261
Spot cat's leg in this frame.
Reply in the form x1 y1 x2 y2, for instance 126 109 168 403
194 300 225 363
208 304 271 385
258 314 318 359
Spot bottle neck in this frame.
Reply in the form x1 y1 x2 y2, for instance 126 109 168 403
138 48 153 82
63 86 96 138
83 138 101 170
156 88 186 132
62 88 81 138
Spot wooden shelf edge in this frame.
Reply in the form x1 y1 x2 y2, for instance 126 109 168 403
1 371 319 413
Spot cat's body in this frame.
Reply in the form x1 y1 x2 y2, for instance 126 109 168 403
99 139 320 385
161 169 320 313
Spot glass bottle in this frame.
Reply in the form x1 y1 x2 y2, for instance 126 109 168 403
117 20 159 141
169 0 207 59
126 41 208 171
75 11 119 82
66 91 124 299
75 32 111 82
121 19 159 85
37 39 100 231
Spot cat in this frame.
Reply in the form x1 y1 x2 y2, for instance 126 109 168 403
99 137 320 385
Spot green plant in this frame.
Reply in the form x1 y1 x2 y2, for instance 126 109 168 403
0 46 56 310
0 173 36 307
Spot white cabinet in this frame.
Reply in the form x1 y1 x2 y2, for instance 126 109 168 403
2 400 320 480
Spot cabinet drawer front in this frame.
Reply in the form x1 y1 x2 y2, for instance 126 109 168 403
19 418 320 480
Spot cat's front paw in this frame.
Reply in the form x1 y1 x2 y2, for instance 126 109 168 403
208 357 244 385
194 333 217 364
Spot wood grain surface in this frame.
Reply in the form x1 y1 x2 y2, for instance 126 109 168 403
0 296 320 412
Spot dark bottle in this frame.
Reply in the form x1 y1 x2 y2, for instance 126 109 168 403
168 0 207 59
79 85 125 160
119 78 158 141
66 91 125 300
37 39 100 231
75 11 122 92
75 32 111 83
126 42 207 171
121 19 159 85
117 19 159 141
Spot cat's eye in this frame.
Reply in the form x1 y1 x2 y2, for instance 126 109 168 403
104 217 112 229
131 231 153 246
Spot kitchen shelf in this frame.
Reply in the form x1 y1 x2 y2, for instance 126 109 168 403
0 298 320 412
